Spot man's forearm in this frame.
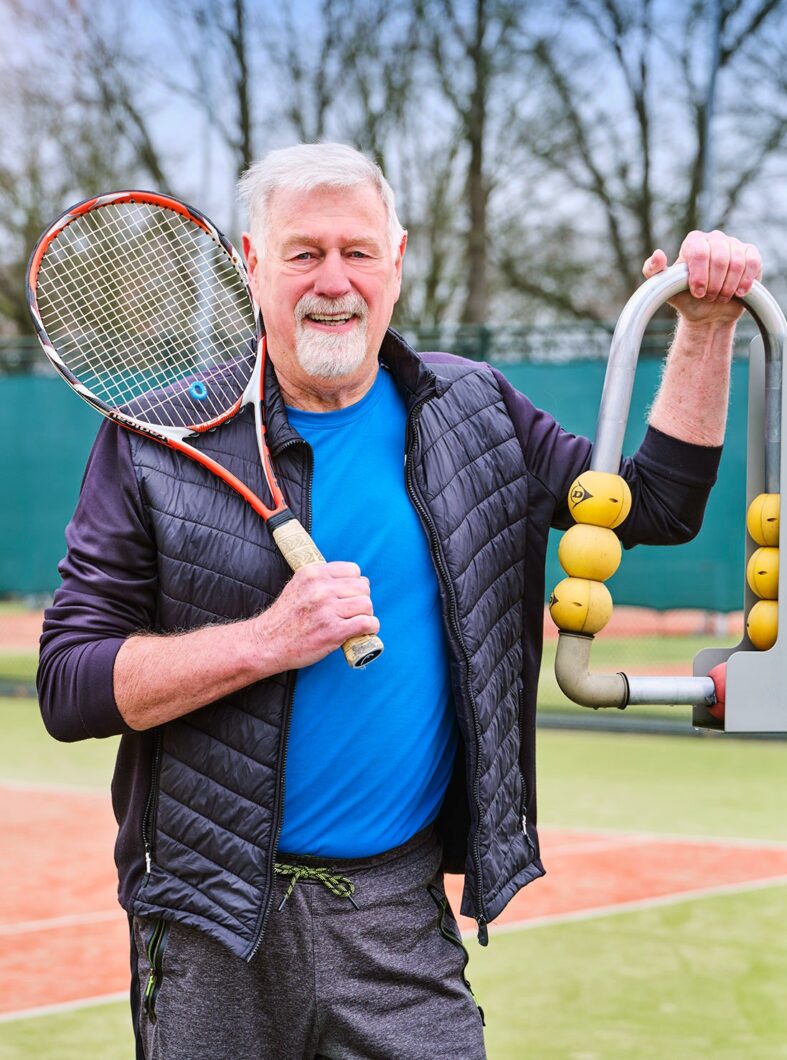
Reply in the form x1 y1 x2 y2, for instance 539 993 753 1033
114 561 380 731
648 316 737 447
114 618 270 731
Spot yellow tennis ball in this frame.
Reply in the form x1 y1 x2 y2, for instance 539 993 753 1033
549 577 613 635
746 493 780 546
746 547 779 600
567 472 632 529
558 524 622 581
746 599 778 651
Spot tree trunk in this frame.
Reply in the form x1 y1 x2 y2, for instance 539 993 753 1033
460 0 489 325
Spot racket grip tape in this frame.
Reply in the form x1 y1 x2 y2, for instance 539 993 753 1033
270 515 326 569
269 516 384 669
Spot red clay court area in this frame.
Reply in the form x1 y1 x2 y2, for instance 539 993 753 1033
2 782 787 1020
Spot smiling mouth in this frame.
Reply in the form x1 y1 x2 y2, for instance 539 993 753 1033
305 313 356 326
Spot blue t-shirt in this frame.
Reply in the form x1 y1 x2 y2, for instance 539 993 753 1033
278 367 457 857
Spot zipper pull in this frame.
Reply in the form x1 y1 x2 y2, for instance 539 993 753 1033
142 968 157 1015
145 847 152 874
477 918 489 946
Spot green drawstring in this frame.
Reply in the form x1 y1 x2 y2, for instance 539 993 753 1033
274 862 359 912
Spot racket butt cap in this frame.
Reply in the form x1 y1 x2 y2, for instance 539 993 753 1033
343 635 384 669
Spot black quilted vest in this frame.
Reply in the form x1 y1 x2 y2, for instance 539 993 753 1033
131 330 545 958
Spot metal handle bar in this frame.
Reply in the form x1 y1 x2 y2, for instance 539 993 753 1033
591 263 787 492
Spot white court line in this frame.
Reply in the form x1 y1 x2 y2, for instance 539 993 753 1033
460 873 787 939
0 910 121 936
0 991 128 1024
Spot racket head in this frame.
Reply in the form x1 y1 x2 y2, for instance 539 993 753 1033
26 190 260 437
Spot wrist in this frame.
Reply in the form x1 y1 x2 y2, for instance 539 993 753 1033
674 312 740 338
242 608 288 682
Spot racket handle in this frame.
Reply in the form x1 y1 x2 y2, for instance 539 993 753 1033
269 516 384 669
270 515 326 569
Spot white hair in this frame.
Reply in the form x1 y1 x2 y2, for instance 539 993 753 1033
237 143 405 260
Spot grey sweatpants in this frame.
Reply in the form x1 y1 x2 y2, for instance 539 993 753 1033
132 828 487 1059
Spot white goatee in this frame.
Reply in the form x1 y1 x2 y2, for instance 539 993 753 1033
294 293 369 379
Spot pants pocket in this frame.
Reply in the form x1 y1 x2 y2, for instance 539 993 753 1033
141 918 171 1022
427 883 485 1026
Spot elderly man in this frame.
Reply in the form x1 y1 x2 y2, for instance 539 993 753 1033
38 143 760 1059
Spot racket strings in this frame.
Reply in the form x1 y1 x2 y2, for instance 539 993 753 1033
35 202 256 428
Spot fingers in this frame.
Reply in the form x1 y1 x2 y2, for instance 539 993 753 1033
341 612 381 638
267 561 379 669
298 562 370 599
324 561 362 579
678 230 762 303
335 594 375 620
642 249 668 279
737 245 762 297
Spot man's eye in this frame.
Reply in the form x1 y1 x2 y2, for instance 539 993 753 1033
348 250 368 259
293 252 314 261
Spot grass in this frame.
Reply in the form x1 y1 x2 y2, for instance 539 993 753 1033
2 885 785 1059
538 729 787 842
473 884 787 1060
0 601 33 615
0 1002 130 1060
0 652 37 684
0 699 118 789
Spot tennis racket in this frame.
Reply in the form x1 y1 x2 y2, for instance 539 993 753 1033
26 190 383 669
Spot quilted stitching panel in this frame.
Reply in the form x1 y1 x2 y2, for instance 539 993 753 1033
415 363 532 916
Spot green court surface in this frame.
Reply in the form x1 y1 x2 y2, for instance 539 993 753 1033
1 642 786 1058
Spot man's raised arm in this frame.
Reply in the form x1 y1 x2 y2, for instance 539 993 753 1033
645 230 762 447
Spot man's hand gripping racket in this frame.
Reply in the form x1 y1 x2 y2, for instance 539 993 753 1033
26 191 383 669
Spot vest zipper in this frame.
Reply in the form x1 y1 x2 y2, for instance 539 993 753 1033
246 438 311 963
141 732 164 875
517 684 534 851
404 398 490 945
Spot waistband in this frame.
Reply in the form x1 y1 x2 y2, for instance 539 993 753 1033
278 825 439 876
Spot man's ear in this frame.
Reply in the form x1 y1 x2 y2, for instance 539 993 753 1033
393 231 408 297
242 232 255 267
396 231 408 276
242 233 260 304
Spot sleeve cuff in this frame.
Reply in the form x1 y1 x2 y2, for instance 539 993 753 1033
636 426 722 488
75 636 136 739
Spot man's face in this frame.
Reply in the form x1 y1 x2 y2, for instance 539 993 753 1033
244 183 406 394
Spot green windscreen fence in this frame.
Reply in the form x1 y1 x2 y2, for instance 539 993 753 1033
0 360 750 609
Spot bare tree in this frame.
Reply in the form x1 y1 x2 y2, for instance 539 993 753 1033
3 0 786 340
163 0 261 182
414 0 532 325
0 1 175 334
498 0 787 319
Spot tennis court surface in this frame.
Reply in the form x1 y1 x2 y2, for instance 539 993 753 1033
3 780 786 1020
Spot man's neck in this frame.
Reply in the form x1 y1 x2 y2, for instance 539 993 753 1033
275 362 380 412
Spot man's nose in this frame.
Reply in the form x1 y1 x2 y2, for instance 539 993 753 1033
312 250 353 298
